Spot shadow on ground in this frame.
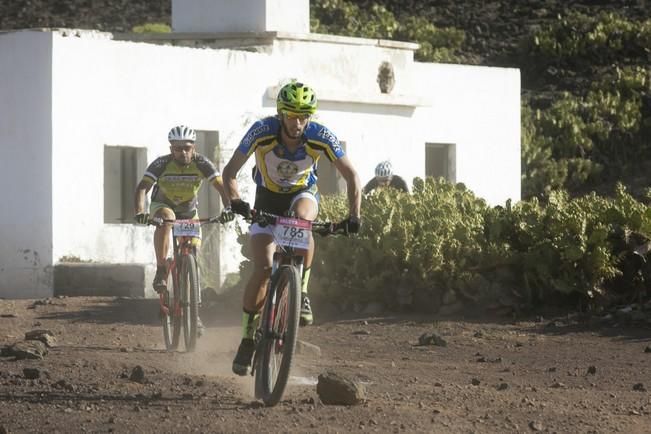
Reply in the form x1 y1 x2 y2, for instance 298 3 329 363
36 298 161 326
34 296 242 329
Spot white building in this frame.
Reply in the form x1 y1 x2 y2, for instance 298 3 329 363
0 0 521 299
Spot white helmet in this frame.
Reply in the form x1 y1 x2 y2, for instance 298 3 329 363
375 160 393 177
168 125 196 142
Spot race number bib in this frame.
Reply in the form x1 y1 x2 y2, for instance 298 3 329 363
273 217 312 249
173 219 201 239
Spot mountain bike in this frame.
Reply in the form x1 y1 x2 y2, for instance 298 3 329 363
151 216 224 352
246 210 347 406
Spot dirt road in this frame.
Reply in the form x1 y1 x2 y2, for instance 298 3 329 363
1 296 650 433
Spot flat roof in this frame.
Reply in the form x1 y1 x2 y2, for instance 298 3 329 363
115 30 419 51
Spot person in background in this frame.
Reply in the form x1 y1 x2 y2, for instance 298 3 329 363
362 160 409 194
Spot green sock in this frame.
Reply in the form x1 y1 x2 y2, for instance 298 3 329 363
301 267 311 295
241 309 259 340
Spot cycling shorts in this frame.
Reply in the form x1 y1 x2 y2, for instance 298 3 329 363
150 202 199 220
250 185 320 236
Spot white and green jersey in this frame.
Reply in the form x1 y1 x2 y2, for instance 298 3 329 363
141 154 219 213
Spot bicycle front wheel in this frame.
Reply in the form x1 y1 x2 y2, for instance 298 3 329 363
179 254 200 352
162 259 180 351
254 264 301 406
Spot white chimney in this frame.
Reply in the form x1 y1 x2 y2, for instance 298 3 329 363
172 0 310 34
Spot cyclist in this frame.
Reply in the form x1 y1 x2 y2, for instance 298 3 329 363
222 81 362 376
362 160 409 194
134 125 234 333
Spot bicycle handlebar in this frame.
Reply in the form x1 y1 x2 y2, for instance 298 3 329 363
246 209 349 236
140 210 352 235
146 216 225 227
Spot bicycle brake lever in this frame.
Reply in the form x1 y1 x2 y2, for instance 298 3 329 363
258 215 275 228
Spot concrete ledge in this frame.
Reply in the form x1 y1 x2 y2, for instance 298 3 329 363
266 85 429 107
115 31 419 51
53 263 156 298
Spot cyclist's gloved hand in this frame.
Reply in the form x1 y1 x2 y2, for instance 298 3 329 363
230 199 251 218
342 216 361 234
218 208 236 224
135 213 149 224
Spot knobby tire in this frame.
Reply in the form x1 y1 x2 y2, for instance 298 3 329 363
162 259 180 350
180 254 200 352
254 264 301 406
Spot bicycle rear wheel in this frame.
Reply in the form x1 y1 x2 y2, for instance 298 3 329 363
254 264 301 406
179 254 200 352
161 259 180 350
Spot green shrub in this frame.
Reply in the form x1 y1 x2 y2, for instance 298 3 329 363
310 0 464 63
524 12 651 67
521 103 571 199
522 66 651 197
396 16 465 63
313 178 490 310
306 180 651 312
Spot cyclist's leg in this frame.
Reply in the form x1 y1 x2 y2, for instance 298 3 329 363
150 203 175 291
290 195 318 269
233 230 274 376
290 193 319 325
243 232 275 313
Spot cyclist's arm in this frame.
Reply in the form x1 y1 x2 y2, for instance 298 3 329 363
222 150 249 201
333 156 361 218
362 177 378 194
211 176 231 208
392 175 410 193
134 179 154 215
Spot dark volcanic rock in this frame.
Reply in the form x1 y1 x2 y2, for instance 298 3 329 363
317 371 366 405
6 341 48 360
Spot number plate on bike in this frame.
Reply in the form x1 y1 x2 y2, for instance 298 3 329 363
273 217 312 249
173 220 201 238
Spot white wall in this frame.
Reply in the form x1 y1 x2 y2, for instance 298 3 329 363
272 38 416 98
0 31 54 298
412 62 521 205
50 32 274 286
172 0 310 34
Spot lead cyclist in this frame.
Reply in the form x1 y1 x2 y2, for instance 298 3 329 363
222 81 362 376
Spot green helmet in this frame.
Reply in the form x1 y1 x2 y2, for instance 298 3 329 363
277 81 317 115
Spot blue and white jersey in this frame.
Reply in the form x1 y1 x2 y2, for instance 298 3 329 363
236 116 345 193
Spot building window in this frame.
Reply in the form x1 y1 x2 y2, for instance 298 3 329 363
425 143 456 182
317 141 347 195
104 146 147 223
